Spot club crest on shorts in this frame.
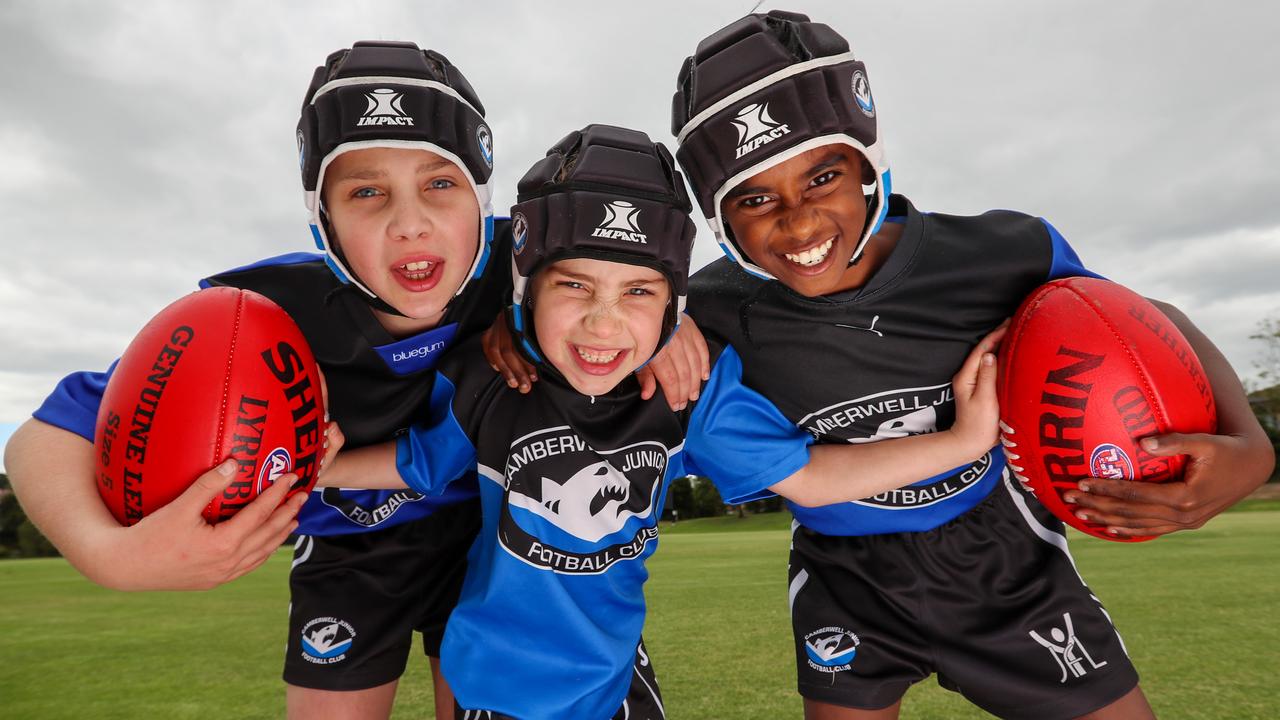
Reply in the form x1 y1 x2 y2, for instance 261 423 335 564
499 427 668 574
1029 612 1108 683
804 626 860 673
300 616 356 665
798 384 992 508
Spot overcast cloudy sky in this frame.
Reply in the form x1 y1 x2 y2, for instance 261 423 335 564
2 0 1278 468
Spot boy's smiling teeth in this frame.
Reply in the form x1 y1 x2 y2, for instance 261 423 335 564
784 237 834 267
575 346 622 364
400 260 436 280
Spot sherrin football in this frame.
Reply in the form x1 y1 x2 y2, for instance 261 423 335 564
996 277 1217 542
93 287 324 525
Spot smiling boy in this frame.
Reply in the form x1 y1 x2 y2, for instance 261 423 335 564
671 10 1274 719
317 123 1008 719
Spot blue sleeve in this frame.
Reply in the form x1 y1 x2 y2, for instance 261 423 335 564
31 362 119 441
394 373 478 495
684 345 813 504
1043 218 1106 281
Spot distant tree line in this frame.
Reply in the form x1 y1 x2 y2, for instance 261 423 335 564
0 472 60 559
664 475 786 522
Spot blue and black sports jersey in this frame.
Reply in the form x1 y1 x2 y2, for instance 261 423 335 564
687 194 1100 536
32 221 512 536
397 335 807 719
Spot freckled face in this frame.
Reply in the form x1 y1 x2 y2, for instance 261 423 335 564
531 257 670 396
721 145 874 297
323 147 479 331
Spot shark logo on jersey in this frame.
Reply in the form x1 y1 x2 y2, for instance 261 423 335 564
804 626 860 673
358 88 414 126
591 201 647 244
799 383 994 508
732 102 791 159
319 487 426 528
510 461 644 543
500 427 669 574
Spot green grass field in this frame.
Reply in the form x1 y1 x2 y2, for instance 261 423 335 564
2 508 1277 719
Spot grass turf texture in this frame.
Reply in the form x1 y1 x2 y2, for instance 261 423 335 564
1 510 1276 719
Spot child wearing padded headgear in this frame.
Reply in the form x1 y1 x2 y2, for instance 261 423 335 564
1 43 677 720
316 123 1009 720
6 40 506 718
672 10 1273 720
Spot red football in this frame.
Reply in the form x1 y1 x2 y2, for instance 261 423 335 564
997 277 1217 542
93 287 324 525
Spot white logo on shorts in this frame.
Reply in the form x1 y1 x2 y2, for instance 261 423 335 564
300 616 356 665
1029 612 1108 682
803 626 860 673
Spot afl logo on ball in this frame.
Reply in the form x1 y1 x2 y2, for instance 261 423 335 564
257 447 292 494
1089 443 1134 480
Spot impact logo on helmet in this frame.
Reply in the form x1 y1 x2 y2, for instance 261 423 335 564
851 70 875 118
476 124 493 168
732 102 791 159
512 213 529 255
257 447 292 494
357 88 415 127
296 129 306 170
590 201 647 244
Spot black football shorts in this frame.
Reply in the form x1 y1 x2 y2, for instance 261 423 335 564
789 473 1139 720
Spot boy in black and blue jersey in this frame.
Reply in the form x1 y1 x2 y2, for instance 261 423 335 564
671 10 1274 720
318 124 1006 720
5 41 708 720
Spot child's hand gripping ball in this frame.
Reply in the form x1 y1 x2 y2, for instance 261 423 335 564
93 287 324 525
996 277 1217 541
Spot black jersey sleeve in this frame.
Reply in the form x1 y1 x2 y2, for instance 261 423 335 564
684 343 814 504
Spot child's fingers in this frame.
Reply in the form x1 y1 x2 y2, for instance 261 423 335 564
636 366 657 400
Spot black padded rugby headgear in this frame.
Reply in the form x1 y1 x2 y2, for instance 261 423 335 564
509 124 696 364
297 41 495 312
672 10 891 280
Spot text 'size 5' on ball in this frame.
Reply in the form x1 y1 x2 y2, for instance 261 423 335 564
93 287 324 525
996 277 1217 542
